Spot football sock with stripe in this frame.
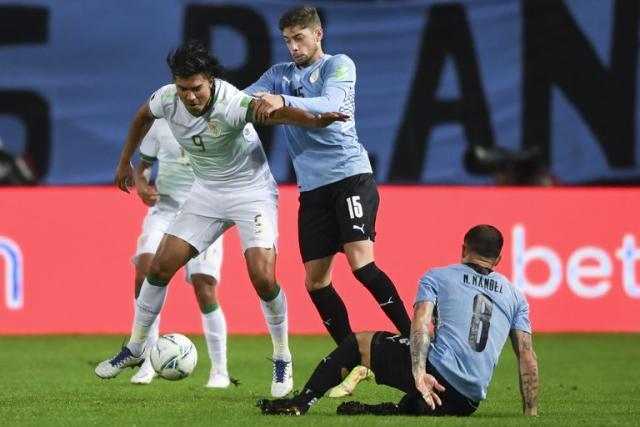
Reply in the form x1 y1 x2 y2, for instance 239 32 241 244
260 284 291 360
309 284 353 344
201 304 228 376
354 262 411 336
128 277 168 356
130 298 160 357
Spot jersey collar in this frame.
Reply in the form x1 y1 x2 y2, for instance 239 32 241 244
464 262 493 275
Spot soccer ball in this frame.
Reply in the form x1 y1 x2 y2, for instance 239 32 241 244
150 333 198 380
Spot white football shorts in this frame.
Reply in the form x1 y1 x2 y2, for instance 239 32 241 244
165 179 278 254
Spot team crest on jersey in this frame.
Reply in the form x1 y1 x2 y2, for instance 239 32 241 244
254 214 265 235
310 68 320 83
208 121 222 137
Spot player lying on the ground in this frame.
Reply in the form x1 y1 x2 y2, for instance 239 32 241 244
128 118 229 388
95 40 348 398
259 225 539 416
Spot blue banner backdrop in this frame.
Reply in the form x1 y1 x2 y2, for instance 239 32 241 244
0 0 638 185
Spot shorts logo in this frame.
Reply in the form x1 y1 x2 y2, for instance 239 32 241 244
386 334 410 346
208 121 222 137
254 214 265 235
352 223 366 234
0 237 24 310
170 209 182 225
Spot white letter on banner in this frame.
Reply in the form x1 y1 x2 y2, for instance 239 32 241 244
0 237 24 310
616 234 640 298
512 224 562 298
567 247 611 298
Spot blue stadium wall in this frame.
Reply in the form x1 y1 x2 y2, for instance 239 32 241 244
0 0 639 185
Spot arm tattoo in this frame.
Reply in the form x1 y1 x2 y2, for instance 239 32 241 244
517 333 539 413
410 316 431 374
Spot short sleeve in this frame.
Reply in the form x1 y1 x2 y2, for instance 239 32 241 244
139 120 161 162
511 292 532 333
224 91 254 128
148 85 176 119
415 270 439 306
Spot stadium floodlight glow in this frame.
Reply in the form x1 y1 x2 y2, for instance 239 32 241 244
0 237 23 310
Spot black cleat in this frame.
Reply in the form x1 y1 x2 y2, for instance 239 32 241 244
337 401 400 416
257 398 308 416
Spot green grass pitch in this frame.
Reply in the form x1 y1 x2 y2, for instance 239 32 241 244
0 334 638 426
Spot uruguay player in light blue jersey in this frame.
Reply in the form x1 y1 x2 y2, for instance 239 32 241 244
259 225 539 417
245 8 411 395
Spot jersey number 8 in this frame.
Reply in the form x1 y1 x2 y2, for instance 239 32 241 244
468 294 493 352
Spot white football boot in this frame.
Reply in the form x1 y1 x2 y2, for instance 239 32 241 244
130 357 157 384
270 359 293 398
205 367 231 388
95 346 145 379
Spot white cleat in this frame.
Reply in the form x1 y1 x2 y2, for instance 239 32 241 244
271 359 293 398
205 370 231 388
130 358 157 385
95 346 145 379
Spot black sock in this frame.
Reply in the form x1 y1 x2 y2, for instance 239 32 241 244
353 262 411 336
309 284 353 344
295 334 361 407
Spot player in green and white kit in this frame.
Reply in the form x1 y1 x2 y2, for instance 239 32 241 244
129 118 229 388
95 41 348 397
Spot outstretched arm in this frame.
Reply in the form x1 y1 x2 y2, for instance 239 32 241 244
510 330 539 416
249 99 348 128
115 102 155 193
410 301 445 410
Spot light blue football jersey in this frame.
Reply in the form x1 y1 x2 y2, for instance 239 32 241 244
244 54 372 191
414 263 531 402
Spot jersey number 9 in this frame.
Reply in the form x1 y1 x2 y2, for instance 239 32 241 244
192 135 205 151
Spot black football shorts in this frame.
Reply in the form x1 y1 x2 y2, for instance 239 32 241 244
298 173 379 262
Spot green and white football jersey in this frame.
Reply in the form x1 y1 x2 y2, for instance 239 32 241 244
139 119 195 205
148 79 273 192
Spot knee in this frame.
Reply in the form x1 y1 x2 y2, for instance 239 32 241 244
148 260 174 283
192 275 218 306
305 278 330 292
353 262 380 283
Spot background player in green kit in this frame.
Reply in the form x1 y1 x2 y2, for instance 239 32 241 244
95 41 348 398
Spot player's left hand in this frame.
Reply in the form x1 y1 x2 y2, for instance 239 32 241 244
414 372 445 410
114 161 134 193
314 112 350 128
252 92 284 123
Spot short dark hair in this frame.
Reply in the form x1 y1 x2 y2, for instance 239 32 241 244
166 40 223 80
464 225 504 259
279 6 322 31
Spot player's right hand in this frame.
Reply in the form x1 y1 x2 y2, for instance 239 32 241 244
114 161 134 193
